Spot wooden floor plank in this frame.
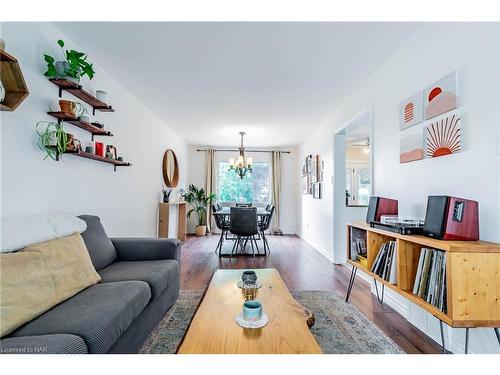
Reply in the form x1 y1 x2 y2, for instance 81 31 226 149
180 233 442 354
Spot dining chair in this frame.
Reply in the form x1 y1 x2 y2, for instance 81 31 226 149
229 207 259 257
258 205 275 255
213 207 230 256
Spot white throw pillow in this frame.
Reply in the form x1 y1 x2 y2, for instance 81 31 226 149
0 214 87 253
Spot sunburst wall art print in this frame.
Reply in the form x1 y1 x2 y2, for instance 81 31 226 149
423 72 457 120
426 113 462 158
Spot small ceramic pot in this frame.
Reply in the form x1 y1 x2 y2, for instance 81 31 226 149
85 146 94 154
96 90 108 102
48 132 58 147
78 115 90 123
117 156 123 162
195 225 207 237
241 270 257 284
59 100 76 115
242 301 262 322
49 99 61 112
54 61 69 77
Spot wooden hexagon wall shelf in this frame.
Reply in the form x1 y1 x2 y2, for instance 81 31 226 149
1 49 29 111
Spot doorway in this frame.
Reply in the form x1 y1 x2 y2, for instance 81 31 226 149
333 108 373 263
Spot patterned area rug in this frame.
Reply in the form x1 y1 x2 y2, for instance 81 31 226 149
140 290 403 354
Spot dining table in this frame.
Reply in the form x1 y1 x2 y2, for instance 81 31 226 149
213 207 271 218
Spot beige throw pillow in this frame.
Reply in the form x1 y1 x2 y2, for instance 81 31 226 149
0 232 101 337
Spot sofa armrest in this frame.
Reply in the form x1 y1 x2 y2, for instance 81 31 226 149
111 238 181 263
0 334 88 354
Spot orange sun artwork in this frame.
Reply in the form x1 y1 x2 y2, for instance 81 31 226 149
426 113 461 158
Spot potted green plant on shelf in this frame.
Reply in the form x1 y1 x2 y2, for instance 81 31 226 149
184 184 216 236
36 121 69 161
43 39 95 83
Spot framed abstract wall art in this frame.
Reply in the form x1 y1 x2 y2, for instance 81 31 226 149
399 92 423 130
400 127 425 163
426 112 462 158
423 72 457 120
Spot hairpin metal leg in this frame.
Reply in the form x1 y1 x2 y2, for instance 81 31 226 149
374 280 385 303
495 328 500 348
464 327 469 354
439 320 448 354
230 237 239 257
345 266 358 302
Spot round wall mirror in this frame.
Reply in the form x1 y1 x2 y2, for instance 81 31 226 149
162 149 179 188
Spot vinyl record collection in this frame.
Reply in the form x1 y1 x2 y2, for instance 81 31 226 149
412 248 447 313
370 241 397 284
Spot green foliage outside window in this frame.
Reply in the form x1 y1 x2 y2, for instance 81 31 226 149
217 162 270 203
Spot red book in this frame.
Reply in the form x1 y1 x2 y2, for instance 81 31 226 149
95 142 104 157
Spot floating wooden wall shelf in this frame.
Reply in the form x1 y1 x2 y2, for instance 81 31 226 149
49 78 114 115
0 49 29 111
64 150 131 171
46 76 131 171
47 111 113 140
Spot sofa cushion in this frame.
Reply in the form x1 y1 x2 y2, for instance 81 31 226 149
10 281 150 354
78 215 117 271
0 233 101 337
0 334 88 354
99 260 179 300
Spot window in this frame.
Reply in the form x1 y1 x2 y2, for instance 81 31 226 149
217 161 271 203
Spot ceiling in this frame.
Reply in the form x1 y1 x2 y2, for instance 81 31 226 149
55 22 420 147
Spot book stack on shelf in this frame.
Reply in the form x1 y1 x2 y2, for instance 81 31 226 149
412 248 447 313
370 241 397 284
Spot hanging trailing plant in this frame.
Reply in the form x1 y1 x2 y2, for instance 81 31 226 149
43 39 95 81
36 121 69 160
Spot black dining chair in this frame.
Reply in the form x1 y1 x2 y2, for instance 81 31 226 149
235 202 252 207
229 207 259 257
213 205 230 256
258 205 275 255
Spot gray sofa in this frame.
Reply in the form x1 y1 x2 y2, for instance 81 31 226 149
0 215 181 354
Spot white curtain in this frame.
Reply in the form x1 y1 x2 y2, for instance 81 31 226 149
271 150 282 235
205 148 216 234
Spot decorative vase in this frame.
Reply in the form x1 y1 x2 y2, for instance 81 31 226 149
163 189 172 203
241 270 257 284
195 225 207 237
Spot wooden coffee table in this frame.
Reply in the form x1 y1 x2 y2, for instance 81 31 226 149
177 268 322 354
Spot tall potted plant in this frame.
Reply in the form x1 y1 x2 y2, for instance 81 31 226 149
184 184 216 236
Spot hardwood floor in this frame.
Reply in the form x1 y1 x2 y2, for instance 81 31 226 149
180 233 443 354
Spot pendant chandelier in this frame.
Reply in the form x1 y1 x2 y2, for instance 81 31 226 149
228 132 253 179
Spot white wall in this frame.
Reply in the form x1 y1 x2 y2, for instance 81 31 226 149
298 23 500 353
0 22 189 237
186 146 297 234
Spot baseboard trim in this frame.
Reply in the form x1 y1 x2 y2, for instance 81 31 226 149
296 234 334 262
